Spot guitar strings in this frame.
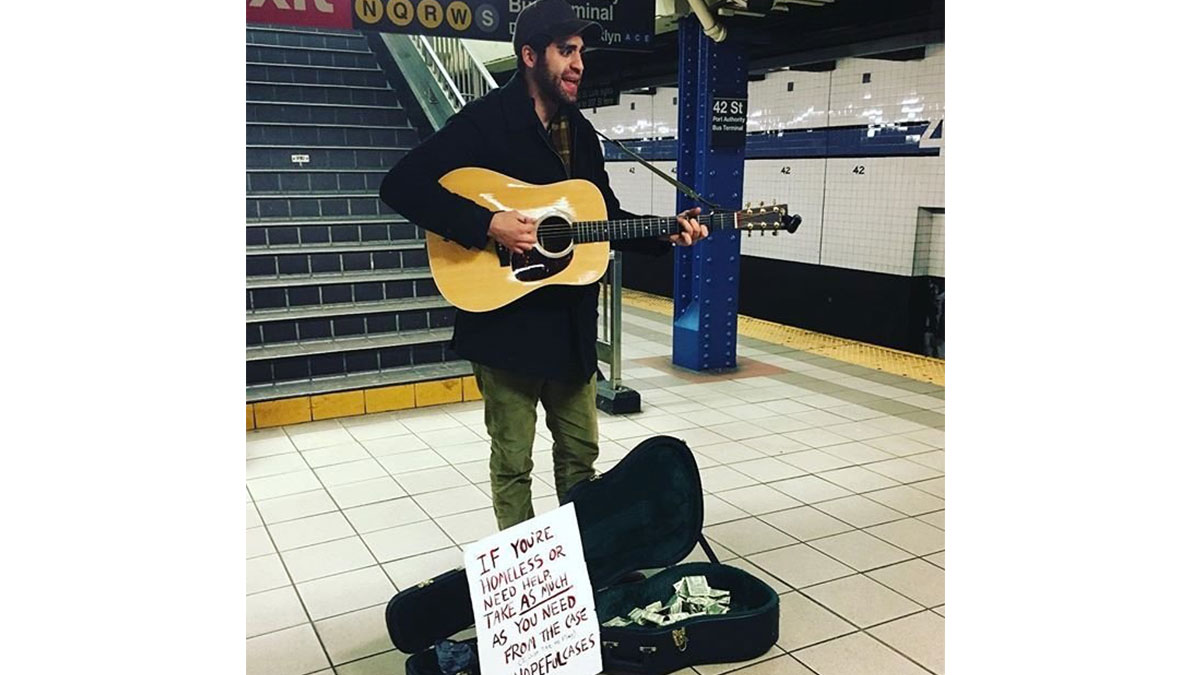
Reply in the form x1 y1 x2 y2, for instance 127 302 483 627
532 214 739 238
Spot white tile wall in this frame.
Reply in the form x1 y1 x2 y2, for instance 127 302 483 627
828 51 945 130
605 160 654 215
582 44 946 278
586 89 678 140
747 69 833 133
650 161 678 215
741 159 824 265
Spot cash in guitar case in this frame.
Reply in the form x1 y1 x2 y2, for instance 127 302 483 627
384 435 779 675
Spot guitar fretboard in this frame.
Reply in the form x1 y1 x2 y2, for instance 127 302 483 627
567 212 738 244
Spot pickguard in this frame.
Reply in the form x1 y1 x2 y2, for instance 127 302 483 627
496 245 574 282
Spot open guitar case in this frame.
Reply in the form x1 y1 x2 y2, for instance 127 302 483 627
385 435 780 675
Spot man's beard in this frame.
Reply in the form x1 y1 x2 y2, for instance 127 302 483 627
533 59 576 106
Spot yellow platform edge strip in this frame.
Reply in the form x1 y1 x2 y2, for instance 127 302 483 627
249 291 943 431
249 375 482 430
621 289 945 387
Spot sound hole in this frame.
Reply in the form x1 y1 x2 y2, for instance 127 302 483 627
537 216 574 254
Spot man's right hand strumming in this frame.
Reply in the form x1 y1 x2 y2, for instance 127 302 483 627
489 211 537 253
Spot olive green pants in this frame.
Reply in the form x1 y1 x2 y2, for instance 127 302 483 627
471 363 600 530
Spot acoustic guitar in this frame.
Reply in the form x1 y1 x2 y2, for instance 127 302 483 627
428 167 801 312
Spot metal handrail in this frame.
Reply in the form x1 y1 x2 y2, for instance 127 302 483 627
598 250 625 386
412 35 467 108
409 35 497 111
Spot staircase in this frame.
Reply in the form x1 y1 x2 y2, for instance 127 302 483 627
245 25 472 420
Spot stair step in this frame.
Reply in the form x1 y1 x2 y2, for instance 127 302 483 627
246 267 433 289
247 122 408 130
247 300 454 347
246 45 379 70
247 296 449 323
246 27 368 47
247 327 453 361
246 43 374 56
247 215 406 226
247 83 397 107
248 102 405 126
246 245 428 278
246 360 473 403
246 80 393 93
246 220 422 250
245 100 400 110
246 148 405 173
248 190 380 198
247 145 406 152
246 61 382 73
247 169 389 194
247 193 394 219
247 241 424 256
247 274 438 313
247 63 388 88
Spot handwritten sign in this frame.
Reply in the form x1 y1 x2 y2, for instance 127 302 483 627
463 503 601 675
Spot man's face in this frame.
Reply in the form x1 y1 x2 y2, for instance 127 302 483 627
531 35 585 105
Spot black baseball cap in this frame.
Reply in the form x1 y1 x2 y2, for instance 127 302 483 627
512 0 603 60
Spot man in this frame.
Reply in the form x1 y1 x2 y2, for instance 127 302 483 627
378 0 707 530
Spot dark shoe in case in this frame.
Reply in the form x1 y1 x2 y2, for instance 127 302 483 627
385 435 780 675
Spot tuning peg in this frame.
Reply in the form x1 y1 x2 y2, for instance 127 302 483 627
772 230 779 236
759 201 765 207
745 201 751 209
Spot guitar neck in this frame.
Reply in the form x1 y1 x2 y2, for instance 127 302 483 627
570 212 738 244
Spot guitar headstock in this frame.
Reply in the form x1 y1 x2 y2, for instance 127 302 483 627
734 203 802 236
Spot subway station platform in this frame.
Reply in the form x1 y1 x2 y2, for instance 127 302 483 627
246 301 945 675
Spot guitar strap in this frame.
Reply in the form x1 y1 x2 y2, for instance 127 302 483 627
592 128 728 212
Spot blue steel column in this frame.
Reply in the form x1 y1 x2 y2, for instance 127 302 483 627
673 15 747 371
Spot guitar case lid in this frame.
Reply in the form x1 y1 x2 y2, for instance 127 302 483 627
563 435 705 590
386 435 704 654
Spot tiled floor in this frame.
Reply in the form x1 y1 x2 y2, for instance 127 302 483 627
246 305 945 675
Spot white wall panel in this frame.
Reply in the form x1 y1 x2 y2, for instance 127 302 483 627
740 159 824 265
650 161 678 216
604 161 653 215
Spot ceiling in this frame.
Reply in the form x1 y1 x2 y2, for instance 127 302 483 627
491 0 943 90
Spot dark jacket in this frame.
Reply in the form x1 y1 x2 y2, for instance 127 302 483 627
379 74 669 382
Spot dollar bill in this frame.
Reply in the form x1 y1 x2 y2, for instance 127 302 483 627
643 612 671 626
682 576 710 597
667 595 683 615
603 575 733 629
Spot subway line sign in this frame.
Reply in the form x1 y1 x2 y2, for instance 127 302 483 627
353 0 506 39
247 0 654 51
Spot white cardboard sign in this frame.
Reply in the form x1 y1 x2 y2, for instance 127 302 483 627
463 503 601 675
